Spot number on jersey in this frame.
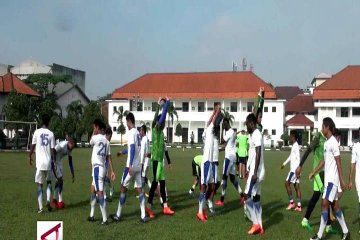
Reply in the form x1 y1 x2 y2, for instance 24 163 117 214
40 134 49 146
97 142 107 157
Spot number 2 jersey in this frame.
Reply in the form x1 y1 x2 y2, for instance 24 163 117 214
32 127 55 171
90 134 110 167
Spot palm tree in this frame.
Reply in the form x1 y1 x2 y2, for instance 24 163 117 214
166 102 178 143
222 109 235 125
66 100 84 119
66 100 84 141
113 106 129 144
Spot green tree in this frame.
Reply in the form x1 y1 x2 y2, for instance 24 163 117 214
166 102 178 143
113 106 129 144
80 101 104 141
49 115 64 140
281 131 289 146
64 100 85 142
175 123 183 143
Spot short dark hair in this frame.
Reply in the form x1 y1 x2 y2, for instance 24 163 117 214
246 113 257 124
41 114 51 126
105 127 112 136
323 117 336 134
126 112 135 124
333 128 341 137
223 117 230 125
290 130 298 141
93 118 104 129
141 124 147 133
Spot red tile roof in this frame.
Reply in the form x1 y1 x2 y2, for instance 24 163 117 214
112 71 277 100
313 65 360 100
286 114 313 127
285 94 315 114
0 73 40 96
274 86 303 101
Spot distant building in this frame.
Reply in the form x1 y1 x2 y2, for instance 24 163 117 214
109 71 285 145
313 66 360 146
0 64 13 76
274 86 303 102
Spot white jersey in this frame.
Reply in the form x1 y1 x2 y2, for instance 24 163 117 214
223 128 236 161
324 135 341 186
90 134 110 167
141 135 150 166
32 127 55 171
282 141 300 172
55 140 71 163
126 128 142 171
203 123 215 162
247 128 265 181
352 141 360 183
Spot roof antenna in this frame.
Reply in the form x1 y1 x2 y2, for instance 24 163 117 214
232 61 237 72
250 64 254 72
242 58 247 71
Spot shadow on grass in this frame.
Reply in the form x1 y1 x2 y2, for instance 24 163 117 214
262 200 285 230
66 200 89 209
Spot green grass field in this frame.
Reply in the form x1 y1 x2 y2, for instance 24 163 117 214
0 148 359 240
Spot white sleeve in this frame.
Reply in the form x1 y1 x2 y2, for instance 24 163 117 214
295 144 300 163
90 136 95 146
140 139 145 164
55 142 62 152
107 141 111 156
128 131 135 145
332 140 340 157
50 133 55 149
223 130 230 142
32 131 37 145
352 144 358 164
282 156 290 166
253 130 262 147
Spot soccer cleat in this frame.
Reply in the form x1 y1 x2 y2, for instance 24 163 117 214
57 201 65 209
140 217 148 223
259 227 265 235
99 220 108 225
46 202 52 212
87 216 95 222
189 189 193 195
215 200 224 207
341 232 350 240
240 196 245 207
203 209 208 220
247 224 261 235
110 214 121 222
37 208 44 214
301 219 313 231
145 207 155 218
286 202 296 210
294 206 302 212
310 234 321 240
52 199 58 208
196 212 207 222
325 225 338 235
163 207 175 215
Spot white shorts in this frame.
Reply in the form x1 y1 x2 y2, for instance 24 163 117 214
35 169 51 184
286 171 299 184
245 176 262 197
222 158 236 177
201 161 214 185
121 167 142 189
213 139 219 162
203 137 214 163
322 182 339 202
92 165 105 192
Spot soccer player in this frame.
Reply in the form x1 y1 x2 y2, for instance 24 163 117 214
244 113 265 235
348 127 360 234
111 112 146 222
311 118 350 240
140 124 151 191
215 118 244 207
236 130 249 179
51 137 75 209
295 130 336 233
189 155 203 195
196 105 221 222
104 128 115 202
29 114 55 213
280 130 301 211
146 97 175 218
87 119 112 225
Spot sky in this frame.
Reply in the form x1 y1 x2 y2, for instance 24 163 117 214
1 0 360 99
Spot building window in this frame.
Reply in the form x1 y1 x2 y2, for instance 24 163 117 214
198 102 205 112
264 106 268 112
247 102 254 112
353 130 360 140
272 129 276 135
113 126 117 132
263 129 269 135
341 107 349 117
230 102 237 112
182 102 189 112
353 107 360 116
137 102 143 111
152 102 157 112
272 106 276 112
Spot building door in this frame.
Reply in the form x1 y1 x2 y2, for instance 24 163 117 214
198 128 204 144
182 128 188 144
340 129 348 146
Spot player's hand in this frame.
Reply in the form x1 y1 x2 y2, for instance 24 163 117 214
348 181 353 190
280 165 284 170
308 172 315 181
29 156 33 166
295 166 301 178
110 171 116 181
128 166 133 176
251 174 257 184
340 180 347 191
72 175 75 183
117 152 122 157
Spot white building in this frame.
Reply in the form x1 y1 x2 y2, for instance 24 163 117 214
108 71 285 145
313 65 360 146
